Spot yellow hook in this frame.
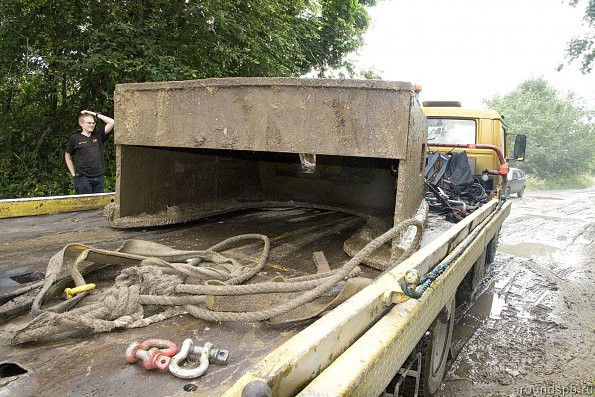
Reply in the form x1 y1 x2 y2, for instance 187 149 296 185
64 283 96 299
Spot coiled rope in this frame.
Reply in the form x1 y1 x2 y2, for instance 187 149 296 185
4 218 422 345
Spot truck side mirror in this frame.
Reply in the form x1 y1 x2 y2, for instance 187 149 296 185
513 134 526 161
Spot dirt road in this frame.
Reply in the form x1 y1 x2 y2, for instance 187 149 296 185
436 187 595 397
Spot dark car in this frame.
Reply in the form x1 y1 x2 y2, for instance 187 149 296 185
506 168 526 197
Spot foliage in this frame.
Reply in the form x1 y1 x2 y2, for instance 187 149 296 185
484 77 595 184
524 174 547 191
358 66 383 80
525 173 594 191
0 0 376 198
561 0 595 73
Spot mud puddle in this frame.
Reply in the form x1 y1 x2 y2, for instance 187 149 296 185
467 285 507 319
498 242 559 260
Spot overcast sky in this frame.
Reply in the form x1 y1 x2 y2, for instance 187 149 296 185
353 0 595 108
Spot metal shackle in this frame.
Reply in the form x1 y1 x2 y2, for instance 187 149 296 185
188 344 230 365
125 339 178 370
169 339 228 379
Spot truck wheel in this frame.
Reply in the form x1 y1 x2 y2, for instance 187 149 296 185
456 252 486 303
421 298 455 395
517 188 524 198
485 228 500 264
401 298 455 396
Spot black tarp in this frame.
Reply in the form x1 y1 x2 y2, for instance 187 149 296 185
445 151 474 189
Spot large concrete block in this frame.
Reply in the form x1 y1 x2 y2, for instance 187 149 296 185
114 78 412 159
108 78 427 233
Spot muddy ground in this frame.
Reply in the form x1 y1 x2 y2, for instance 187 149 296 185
435 187 595 397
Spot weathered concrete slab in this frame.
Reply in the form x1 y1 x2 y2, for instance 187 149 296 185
114 78 412 159
109 78 427 231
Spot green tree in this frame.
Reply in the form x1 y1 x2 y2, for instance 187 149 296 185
484 77 595 182
562 0 595 73
0 0 376 198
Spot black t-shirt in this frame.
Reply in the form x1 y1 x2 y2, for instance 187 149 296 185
66 128 109 177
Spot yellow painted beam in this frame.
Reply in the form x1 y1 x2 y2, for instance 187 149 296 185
298 202 510 396
0 193 115 219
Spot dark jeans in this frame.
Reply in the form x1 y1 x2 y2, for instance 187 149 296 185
74 175 104 194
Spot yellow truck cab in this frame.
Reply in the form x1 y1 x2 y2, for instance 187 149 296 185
422 101 525 196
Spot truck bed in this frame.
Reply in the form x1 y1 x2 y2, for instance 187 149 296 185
1 207 378 396
0 198 509 397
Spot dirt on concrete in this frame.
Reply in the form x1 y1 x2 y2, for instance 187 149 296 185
436 187 595 397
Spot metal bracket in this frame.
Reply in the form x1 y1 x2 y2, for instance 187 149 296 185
383 286 411 306
386 352 422 397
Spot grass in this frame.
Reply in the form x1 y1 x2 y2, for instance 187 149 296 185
526 173 595 191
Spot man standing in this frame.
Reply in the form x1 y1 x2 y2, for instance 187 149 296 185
64 110 115 194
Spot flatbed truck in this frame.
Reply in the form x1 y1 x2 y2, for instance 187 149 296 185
0 78 523 396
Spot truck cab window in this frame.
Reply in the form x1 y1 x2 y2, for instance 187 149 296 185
428 118 476 144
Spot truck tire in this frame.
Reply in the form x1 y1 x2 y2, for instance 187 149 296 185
458 229 500 303
400 298 455 396
517 188 524 198
456 252 486 303
485 228 500 264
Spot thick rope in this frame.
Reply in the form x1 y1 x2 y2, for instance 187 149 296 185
31 235 269 317
403 198 505 299
174 267 361 296
6 235 269 344
5 220 422 344
182 218 423 322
